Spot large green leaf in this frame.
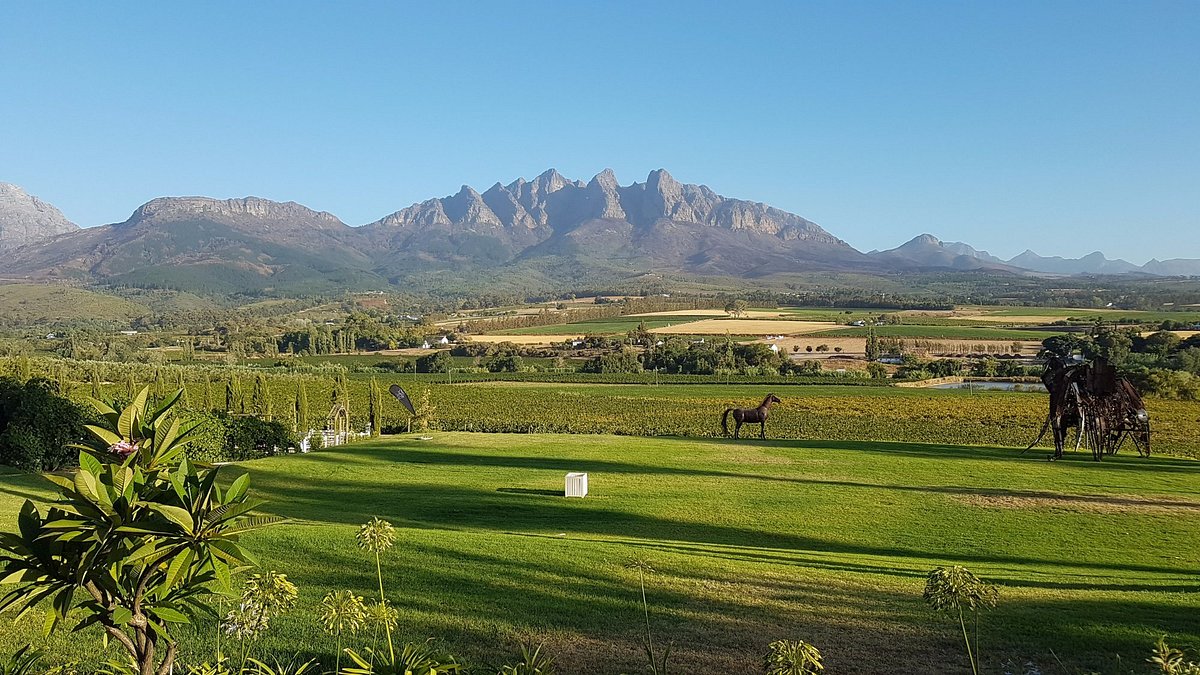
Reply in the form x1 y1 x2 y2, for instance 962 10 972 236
83 425 123 450
117 387 149 440
224 473 250 503
161 548 194 593
146 504 195 535
73 471 101 507
150 605 190 624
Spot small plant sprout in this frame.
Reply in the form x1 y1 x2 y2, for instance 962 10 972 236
923 565 999 675
498 641 556 675
319 590 367 673
357 517 398 660
625 559 671 675
764 639 824 675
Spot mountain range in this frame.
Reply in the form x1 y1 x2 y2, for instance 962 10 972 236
0 171 1197 296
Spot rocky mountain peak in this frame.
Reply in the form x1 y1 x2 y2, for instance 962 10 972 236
906 233 943 247
127 196 344 230
0 182 80 251
589 168 620 190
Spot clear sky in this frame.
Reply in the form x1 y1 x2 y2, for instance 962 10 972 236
2 1 1197 263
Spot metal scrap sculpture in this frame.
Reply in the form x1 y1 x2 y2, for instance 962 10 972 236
1026 356 1150 461
722 393 782 439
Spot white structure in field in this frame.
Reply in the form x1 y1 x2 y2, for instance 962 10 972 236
565 472 588 498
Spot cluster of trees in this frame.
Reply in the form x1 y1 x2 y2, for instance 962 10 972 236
1042 327 1200 399
278 313 436 354
580 338 804 376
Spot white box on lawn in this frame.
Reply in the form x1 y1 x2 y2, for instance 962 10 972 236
565 472 588 498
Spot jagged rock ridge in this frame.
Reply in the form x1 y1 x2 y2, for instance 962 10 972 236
369 168 842 244
0 182 79 251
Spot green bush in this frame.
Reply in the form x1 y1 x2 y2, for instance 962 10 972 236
0 377 89 471
180 410 296 462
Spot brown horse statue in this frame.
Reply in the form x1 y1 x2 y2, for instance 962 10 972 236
722 393 782 439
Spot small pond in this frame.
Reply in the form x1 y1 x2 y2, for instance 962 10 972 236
931 381 1046 392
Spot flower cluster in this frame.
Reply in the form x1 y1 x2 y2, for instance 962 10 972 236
320 590 367 637
356 517 396 553
108 441 139 458
222 602 271 641
219 570 299 642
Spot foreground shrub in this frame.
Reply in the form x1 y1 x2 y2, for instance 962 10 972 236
0 388 284 675
0 376 88 471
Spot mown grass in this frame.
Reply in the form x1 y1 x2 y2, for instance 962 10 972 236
2 433 1197 674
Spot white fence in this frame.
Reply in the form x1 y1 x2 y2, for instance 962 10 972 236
298 427 371 453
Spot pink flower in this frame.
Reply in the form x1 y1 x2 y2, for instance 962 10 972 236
108 441 139 458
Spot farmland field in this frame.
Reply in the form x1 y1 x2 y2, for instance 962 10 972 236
647 319 839 335
821 325 1064 340
491 316 717 336
1 432 1197 674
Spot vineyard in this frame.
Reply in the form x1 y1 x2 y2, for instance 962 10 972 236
4 355 1198 458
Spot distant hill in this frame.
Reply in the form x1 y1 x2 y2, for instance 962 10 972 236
1 171 1196 297
872 235 1200 277
0 283 149 324
0 183 79 251
2 196 386 294
868 234 1020 272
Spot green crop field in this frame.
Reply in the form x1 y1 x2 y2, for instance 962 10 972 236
821 325 1062 340
491 316 718 336
2 433 1197 673
967 306 1200 323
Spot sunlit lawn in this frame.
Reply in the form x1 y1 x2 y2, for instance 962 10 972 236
2 432 1198 673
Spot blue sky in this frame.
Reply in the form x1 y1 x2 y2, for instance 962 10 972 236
2 1 1196 263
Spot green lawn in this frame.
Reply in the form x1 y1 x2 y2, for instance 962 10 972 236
2 433 1197 673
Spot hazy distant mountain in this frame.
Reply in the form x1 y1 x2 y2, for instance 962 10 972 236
1005 250 1142 275
1142 258 1200 276
868 234 1019 272
0 183 79 251
873 234 1200 277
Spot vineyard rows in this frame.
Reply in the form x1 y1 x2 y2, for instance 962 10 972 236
4 356 1198 458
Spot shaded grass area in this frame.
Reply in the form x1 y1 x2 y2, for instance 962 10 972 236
2 433 1198 673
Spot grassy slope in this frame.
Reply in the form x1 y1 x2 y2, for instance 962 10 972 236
2 433 1198 674
0 284 149 323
